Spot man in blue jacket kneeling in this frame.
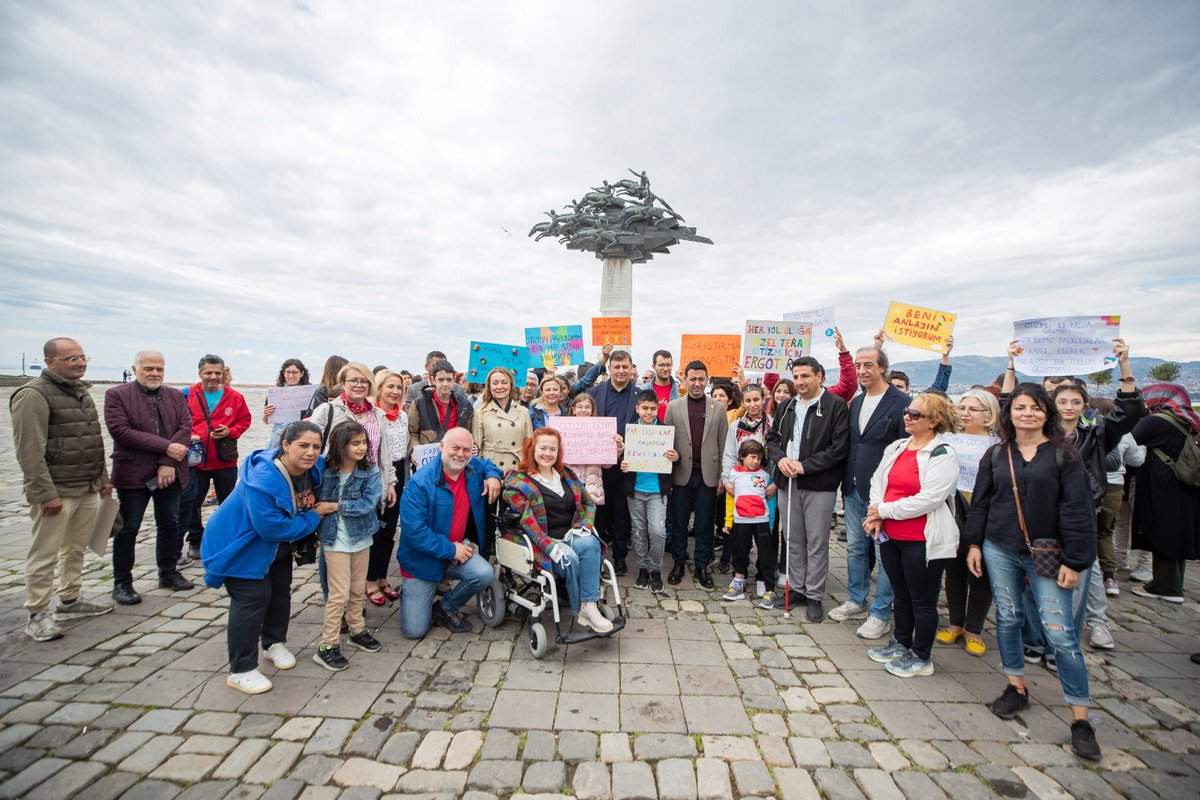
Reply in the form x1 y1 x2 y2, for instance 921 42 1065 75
398 427 503 638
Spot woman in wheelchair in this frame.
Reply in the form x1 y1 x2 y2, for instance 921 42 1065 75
502 427 614 634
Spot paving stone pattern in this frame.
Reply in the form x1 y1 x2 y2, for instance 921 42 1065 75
0 386 1198 798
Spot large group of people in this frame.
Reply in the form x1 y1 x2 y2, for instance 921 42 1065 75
11 333 1199 762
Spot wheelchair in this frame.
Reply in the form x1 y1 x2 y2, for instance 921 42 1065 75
476 505 626 659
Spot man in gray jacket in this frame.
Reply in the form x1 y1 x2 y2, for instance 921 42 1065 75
10 337 114 642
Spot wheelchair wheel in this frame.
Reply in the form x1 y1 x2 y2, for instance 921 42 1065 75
529 621 549 659
478 579 505 629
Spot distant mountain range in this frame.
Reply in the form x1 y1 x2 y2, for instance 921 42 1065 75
827 356 1200 396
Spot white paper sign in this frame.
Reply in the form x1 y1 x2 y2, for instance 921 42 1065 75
784 306 836 342
552 416 619 465
411 443 441 473
1012 316 1120 376
943 434 1000 493
623 424 675 474
265 385 318 424
89 497 120 557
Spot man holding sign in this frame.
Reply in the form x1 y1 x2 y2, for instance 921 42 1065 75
588 350 640 576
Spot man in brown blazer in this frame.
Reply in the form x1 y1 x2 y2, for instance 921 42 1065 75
663 360 729 589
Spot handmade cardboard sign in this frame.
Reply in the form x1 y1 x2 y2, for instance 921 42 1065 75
552 416 619 465
882 301 957 353
742 319 813 375
468 341 530 383
783 306 836 343
1012 316 1120 375
623 424 675 474
591 317 632 346
265 385 319 424
526 325 585 368
680 334 741 378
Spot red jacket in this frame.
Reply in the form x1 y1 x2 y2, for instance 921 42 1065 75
186 384 252 470
827 350 858 404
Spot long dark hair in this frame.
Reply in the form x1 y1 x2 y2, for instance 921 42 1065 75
320 355 349 392
275 358 311 387
999 383 1067 448
325 421 369 472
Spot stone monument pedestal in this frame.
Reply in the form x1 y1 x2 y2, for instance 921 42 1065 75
600 257 633 316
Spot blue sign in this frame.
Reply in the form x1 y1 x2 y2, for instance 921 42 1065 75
468 341 529 384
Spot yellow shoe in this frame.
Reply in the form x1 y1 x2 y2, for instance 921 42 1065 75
964 634 986 656
935 626 964 645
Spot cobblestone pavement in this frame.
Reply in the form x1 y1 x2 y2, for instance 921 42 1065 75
0 385 1198 799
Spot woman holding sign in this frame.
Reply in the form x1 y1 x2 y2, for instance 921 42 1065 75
503 428 613 633
263 359 312 451
936 389 1000 656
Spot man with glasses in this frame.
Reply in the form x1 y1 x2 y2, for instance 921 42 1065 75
11 337 114 642
398 428 503 638
181 354 252 561
828 345 912 639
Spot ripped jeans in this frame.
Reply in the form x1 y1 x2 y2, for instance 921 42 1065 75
983 540 1091 707
546 529 603 615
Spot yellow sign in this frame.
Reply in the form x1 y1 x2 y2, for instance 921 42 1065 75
882 301 956 353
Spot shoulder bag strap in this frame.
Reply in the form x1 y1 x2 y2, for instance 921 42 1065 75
194 390 217 435
1007 443 1032 549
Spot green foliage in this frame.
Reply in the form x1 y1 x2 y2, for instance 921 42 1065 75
1147 362 1182 383
1088 369 1113 391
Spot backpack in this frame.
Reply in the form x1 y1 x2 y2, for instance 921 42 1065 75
1150 412 1200 488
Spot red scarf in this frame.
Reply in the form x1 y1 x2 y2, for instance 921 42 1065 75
381 403 401 422
341 394 373 415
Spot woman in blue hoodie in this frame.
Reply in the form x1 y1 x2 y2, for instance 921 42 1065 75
201 420 338 695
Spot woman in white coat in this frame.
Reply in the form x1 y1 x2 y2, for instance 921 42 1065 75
862 392 960 678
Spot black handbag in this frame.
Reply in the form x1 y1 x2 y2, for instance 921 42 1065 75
197 393 239 463
1007 444 1062 579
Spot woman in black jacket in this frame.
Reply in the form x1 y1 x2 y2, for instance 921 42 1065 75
964 384 1100 761
1130 383 1200 604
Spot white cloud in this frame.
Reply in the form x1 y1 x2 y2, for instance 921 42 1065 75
1 1 1197 382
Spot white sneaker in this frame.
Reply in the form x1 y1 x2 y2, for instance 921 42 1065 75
754 581 766 598
828 600 870 622
227 669 273 695
264 643 296 670
1131 586 1184 604
577 602 614 634
856 616 893 640
24 611 63 642
1129 553 1152 583
776 574 789 590
53 597 113 621
1089 626 1115 650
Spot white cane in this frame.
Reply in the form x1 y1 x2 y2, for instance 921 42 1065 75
783 479 794 620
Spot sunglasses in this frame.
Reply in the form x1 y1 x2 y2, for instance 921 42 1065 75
903 409 927 421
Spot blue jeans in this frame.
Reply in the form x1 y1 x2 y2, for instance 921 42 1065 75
844 487 893 620
984 540 1091 707
399 551 493 639
548 531 603 614
1023 556 1097 660
670 472 717 570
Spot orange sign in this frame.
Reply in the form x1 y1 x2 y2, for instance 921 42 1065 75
680 334 741 378
591 317 632 346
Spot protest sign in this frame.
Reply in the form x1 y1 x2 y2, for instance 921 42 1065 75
882 301 957 353
623 424 675 474
526 325 585 368
943 433 1000 493
265 385 318 425
1012 316 1120 375
410 443 440 473
552 416 618 465
468 341 530 383
784 306 836 343
591 316 632 346
742 319 813 375
680 334 741 378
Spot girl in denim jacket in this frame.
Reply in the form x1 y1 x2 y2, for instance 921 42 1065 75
314 422 383 671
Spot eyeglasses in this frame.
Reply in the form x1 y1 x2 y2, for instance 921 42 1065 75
903 410 926 421
959 406 985 414
344 378 370 386
55 355 90 364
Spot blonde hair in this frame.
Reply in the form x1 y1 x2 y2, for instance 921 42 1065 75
373 369 404 406
481 367 516 405
959 389 1001 434
912 392 957 434
337 361 376 395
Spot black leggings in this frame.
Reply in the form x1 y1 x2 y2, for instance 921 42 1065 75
367 462 405 582
943 539 992 634
225 553 292 673
730 521 775 585
879 538 946 662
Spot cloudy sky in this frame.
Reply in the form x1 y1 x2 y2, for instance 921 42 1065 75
2 1 1197 383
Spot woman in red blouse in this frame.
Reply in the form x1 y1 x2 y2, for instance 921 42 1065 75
862 393 961 678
